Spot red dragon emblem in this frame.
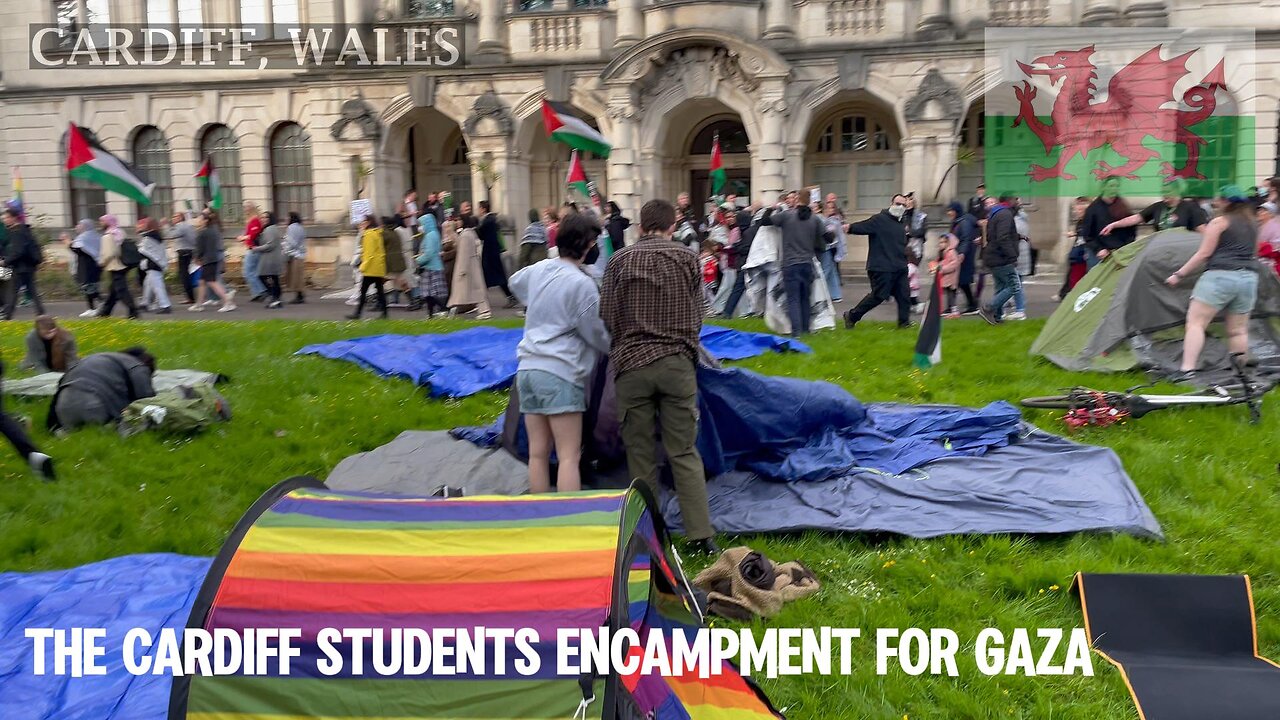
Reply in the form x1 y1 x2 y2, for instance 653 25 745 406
1013 45 1227 182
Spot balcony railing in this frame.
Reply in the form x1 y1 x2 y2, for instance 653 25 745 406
530 16 583 51
988 0 1050 25
827 0 885 35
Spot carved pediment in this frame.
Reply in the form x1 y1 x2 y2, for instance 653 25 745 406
330 96 382 142
463 90 514 137
903 68 963 123
637 46 762 104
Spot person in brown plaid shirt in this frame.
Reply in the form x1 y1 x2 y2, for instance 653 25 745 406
601 199 718 555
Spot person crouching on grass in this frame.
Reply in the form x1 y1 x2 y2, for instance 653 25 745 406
509 214 611 494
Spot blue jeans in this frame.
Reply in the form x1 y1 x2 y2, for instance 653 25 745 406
1085 248 1102 271
820 249 842 301
987 264 1022 320
241 249 267 298
783 262 815 336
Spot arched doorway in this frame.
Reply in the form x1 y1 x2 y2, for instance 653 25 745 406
657 99 752 209
803 93 902 217
387 107 472 210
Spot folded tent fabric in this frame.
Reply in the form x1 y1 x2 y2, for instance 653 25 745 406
2 369 224 398
693 547 820 620
295 326 809 398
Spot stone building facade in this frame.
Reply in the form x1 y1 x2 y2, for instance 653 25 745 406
1 0 1277 265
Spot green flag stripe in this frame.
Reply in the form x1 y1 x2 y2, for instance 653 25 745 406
550 130 612 158
70 164 150 205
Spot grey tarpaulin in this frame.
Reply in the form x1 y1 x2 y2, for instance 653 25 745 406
2 369 225 398
326 431 529 496
661 414 1164 540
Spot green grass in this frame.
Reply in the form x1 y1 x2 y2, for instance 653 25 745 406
1 317 1276 719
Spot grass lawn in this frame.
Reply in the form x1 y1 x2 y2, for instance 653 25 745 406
1 316 1277 720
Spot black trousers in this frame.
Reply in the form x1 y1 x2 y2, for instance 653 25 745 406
99 270 139 318
847 269 911 326
177 249 195 303
722 266 748 317
261 275 281 301
782 263 815 336
0 380 37 459
353 276 387 318
4 270 44 319
959 284 977 312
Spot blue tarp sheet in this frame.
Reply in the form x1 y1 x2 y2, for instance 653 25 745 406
0 554 211 720
295 326 809 398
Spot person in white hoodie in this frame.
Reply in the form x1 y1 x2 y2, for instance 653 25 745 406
508 213 611 495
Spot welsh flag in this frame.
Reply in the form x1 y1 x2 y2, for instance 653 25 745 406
64 123 154 205
566 150 590 199
195 157 222 211
709 134 727 196
541 99 611 158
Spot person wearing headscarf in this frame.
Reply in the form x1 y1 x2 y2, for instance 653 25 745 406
284 212 308 304
95 214 140 319
69 218 102 316
22 316 78 373
415 212 448 317
447 214 491 319
137 216 172 314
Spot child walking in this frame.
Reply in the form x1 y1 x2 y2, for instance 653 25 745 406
509 214 611 494
937 233 962 317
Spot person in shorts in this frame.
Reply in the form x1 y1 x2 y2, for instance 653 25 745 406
509 213 610 493
1166 186 1260 378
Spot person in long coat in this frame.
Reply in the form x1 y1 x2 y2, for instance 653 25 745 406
448 214 492 320
477 201 517 307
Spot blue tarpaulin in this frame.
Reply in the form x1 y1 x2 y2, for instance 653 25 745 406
0 554 211 720
296 326 809 398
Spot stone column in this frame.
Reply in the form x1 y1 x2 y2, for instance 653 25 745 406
754 97 789 201
474 0 508 63
605 101 640 223
1081 0 1123 25
1123 0 1167 25
614 0 643 46
916 0 953 39
762 0 794 42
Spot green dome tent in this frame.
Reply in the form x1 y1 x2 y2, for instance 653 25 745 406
1031 229 1280 374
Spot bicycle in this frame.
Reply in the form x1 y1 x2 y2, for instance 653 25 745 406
1021 353 1277 427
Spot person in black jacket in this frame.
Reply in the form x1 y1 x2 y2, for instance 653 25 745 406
843 194 912 329
47 347 156 432
477 201 516 307
978 196 1023 325
761 201 829 337
946 202 981 314
720 204 762 319
0 357 54 480
1 208 45 319
604 202 631 252
1080 176 1136 269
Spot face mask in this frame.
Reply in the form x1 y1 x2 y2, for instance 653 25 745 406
584 242 600 265
889 204 907 219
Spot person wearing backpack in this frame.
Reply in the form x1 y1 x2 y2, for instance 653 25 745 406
95 214 140 319
1 208 45 319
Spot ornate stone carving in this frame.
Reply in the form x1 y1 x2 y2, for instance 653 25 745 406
636 46 762 105
606 104 638 121
756 98 788 116
903 68 963 122
462 90 514 137
330 95 382 142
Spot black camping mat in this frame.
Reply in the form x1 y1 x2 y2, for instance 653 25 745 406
1074 573 1280 720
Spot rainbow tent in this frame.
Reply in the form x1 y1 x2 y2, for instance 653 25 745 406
169 478 781 720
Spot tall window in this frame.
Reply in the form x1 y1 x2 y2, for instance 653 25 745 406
689 119 750 155
808 109 901 213
200 124 244 223
270 122 313 220
62 127 107 225
132 126 174 220
147 0 203 25
518 0 601 10
448 136 472 208
407 0 455 15
240 0 297 38
958 104 986 199
51 0 109 45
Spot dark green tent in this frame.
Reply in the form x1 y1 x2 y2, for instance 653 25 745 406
1031 229 1280 374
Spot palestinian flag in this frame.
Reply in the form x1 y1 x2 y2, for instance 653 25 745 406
709 134 727 196
913 272 944 370
64 123 154 205
541 99 611 158
196 157 222 211
566 150 590 199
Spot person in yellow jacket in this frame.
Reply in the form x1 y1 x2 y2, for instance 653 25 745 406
347 215 388 320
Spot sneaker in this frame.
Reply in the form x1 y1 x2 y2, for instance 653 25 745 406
515 309 526 317
1169 370 1198 384
978 307 1001 326
943 312 961 319
225 288 237 303
961 308 980 316
267 300 283 309
203 299 218 307
1050 294 1062 302
1006 311 1027 321
897 322 914 330
447 307 459 318
79 309 98 318
28 452 55 481
843 310 858 330
188 304 205 312
217 303 237 313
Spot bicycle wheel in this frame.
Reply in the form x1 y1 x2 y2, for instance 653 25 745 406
1020 395 1077 410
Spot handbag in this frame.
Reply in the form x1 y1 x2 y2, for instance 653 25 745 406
440 237 457 264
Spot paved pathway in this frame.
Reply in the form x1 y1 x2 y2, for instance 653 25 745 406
24 271 1068 324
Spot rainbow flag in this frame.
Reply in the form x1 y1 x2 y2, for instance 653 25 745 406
173 483 781 720
9 166 25 222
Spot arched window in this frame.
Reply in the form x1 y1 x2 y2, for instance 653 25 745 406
806 108 900 213
690 119 750 155
61 127 107 225
451 136 469 165
270 122 313 220
132 126 173 220
199 124 244 223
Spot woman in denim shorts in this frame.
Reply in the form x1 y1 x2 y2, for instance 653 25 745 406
1166 186 1260 377
508 214 610 493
